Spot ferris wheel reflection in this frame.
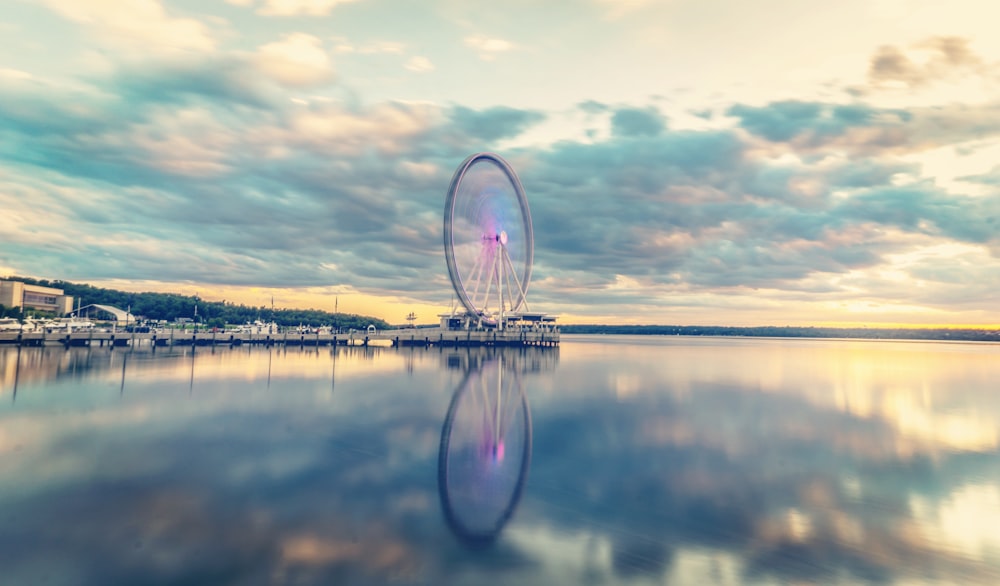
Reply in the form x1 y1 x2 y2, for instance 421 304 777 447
438 353 532 545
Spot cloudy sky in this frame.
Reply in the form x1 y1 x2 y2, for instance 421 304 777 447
2 0 999 326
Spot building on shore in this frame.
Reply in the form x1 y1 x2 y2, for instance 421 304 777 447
0 280 74 316
438 311 558 332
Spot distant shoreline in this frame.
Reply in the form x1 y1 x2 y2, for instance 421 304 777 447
559 324 1000 343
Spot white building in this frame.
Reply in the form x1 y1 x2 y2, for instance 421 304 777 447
0 280 74 315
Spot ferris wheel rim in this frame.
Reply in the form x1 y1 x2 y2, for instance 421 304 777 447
443 152 534 323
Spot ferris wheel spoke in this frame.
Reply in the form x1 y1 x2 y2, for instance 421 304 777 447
481 249 499 315
468 246 490 312
477 368 496 439
499 381 522 440
495 363 503 445
478 246 498 312
502 247 529 311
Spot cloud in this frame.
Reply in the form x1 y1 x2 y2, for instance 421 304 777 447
959 165 1000 186
509 97 1000 317
727 98 1000 158
837 185 1000 246
869 36 987 88
255 33 335 88
0 62 550 296
727 101 883 143
255 0 361 16
447 106 547 144
113 56 280 108
464 35 515 60
2 26 1000 324
594 0 655 20
610 106 666 137
38 0 217 54
282 101 441 155
331 38 406 55
578 100 610 115
404 56 435 73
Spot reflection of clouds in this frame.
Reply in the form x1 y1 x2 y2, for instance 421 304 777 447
1 404 162 494
507 523 748 586
6 479 428 585
912 483 1000 560
0 352 448 584
529 338 1000 583
884 390 998 452
0 346 102 392
3 339 1000 584
743 504 1000 584
828 343 1000 453
611 538 672 578
609 371 642 398
561 337 1000 456
504 524 675 584
0 345 441 391
277 529 421 582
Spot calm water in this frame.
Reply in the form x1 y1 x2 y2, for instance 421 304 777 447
1 335 999 585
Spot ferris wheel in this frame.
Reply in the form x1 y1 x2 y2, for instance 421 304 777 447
444 153 533 327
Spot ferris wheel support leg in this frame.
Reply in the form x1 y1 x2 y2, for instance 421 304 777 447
502 254 517 313
501 249 520 312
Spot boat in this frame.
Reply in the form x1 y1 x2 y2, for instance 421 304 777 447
22 317 49 332
0 317 22 332
235 320 278 335
46 317 96 332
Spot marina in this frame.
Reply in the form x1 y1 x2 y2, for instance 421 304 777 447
0 325 559 348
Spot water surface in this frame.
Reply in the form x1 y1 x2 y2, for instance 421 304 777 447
1 336 998 585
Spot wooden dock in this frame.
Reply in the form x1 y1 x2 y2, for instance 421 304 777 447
0 327 559 349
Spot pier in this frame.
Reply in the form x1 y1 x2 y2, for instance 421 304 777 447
0 326 559 349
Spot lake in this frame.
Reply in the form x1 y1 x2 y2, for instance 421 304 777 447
1 335 998 585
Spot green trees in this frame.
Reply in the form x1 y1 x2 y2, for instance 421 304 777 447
0 304 23 319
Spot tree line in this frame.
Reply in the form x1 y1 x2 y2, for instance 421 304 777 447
560 324 1000 342
8 276 390 330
